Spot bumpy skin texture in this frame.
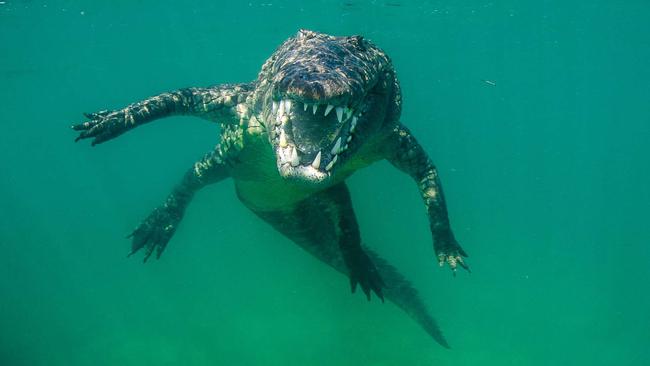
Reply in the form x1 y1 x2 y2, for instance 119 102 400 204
72 30 468 348
385 125 470 273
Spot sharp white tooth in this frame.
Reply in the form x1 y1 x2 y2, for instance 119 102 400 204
350 116 357 132
343 143 348 151
303 103 308 111
279 130 288 148
312 104 318 114
335 107 343 122
347 135 352 143
325 155 338 171
331 137 342 155
324 104 334 116
345 108 353 119
311 151 321 169
284 99 292 112
272 101 278 114
278 99 285 116
276 111 282 123
290 146 299 167
279 147 288 163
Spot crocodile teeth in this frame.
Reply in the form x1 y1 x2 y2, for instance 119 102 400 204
331 137 342 155
324 104 334 116
325 155 338 171
303 103 308 111
279 146 288 164
312 104 318 115
350 116 357 132
290 146 299 167
284 99 292 113
311 151 321 169
335 107 343 122
272 101 278 114
279 130 288 148
347 135 352 143
345 108 353 120
278 99 285 116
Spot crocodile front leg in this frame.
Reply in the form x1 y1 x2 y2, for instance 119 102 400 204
72 83 253 145
384 124 469 274
129 130 240 261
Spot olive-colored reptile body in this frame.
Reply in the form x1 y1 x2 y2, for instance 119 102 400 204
73 30 469 348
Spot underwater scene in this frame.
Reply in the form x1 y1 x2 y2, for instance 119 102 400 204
1 1 649 365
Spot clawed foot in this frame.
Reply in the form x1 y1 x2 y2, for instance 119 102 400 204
348 251 385 302
71 109 131 145
435 234 470 276
127 207 181 262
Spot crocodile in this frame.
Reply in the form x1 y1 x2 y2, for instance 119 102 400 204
72 29 469 348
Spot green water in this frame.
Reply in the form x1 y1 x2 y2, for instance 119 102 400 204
1 1 649 365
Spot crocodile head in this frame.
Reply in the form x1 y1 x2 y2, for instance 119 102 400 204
256 29 400 184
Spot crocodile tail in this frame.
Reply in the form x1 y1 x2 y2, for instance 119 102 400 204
248 199 449 348
364 247 450 348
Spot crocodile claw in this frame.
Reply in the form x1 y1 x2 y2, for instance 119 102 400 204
127 207 180 262
438 252 470 276
435 233 470 275
72 109 129 145
348 251 385 302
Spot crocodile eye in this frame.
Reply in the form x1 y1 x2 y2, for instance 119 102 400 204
348 35 366 50
298 29 317 40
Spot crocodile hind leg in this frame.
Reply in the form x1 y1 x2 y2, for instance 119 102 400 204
245 183 449 347
249 183 384 301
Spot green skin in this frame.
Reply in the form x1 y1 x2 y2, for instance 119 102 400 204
72 30 468 348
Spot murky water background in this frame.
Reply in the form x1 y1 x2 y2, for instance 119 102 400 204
1 1 649 365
